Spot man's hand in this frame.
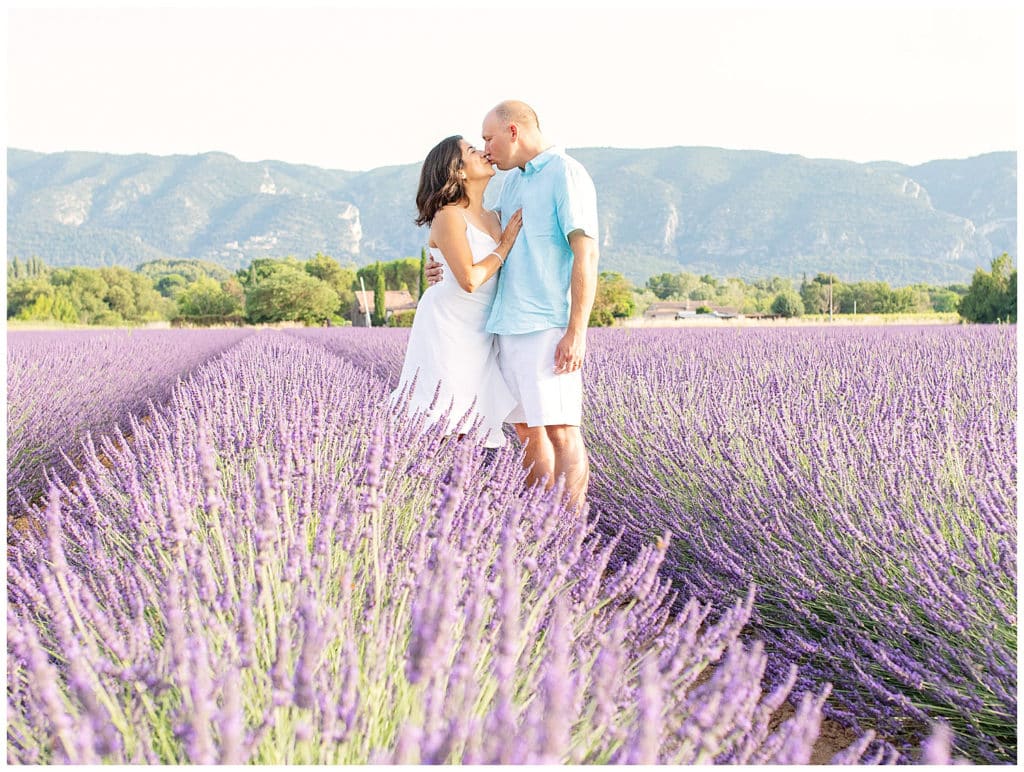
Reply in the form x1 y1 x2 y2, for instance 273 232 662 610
556 231 598 375
425 256 444 286
554 328 586 374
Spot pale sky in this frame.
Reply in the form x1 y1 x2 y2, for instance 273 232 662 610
5 2 1021 171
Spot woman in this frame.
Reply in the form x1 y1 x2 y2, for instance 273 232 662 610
391 135 522 447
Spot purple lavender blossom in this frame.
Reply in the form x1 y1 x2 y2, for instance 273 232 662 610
7 326 996 764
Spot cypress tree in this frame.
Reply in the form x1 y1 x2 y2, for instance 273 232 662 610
373 261 386 326
419 246 427 299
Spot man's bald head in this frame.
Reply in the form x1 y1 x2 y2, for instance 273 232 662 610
482 99 547 171
491 100 540 131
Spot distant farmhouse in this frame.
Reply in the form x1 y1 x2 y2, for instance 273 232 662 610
644 300 741 320
352 290 417 326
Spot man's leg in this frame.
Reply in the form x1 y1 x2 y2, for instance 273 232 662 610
546 424 589 509
514 423 555 489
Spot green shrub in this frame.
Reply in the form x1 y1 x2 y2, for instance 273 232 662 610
388 310 416 327
770 291 805 318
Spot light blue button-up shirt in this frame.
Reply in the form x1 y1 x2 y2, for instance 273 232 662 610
486 146 599 335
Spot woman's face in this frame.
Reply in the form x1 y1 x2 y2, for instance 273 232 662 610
459 139 495 181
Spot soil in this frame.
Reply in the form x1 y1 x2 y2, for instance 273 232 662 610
771 701 863 763
685 662 864 763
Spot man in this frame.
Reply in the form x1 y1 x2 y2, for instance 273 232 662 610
428 100 600 508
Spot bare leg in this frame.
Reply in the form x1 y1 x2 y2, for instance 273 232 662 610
514 423 555 490
546 425 590 509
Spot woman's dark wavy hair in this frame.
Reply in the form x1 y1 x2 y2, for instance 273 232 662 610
415 135 468 227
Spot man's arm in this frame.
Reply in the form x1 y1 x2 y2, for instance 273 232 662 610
554 230 599 374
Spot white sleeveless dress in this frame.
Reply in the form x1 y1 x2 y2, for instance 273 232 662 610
391 216 516 447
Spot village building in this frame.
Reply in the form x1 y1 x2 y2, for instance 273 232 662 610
352 290 418 327
644 300 742 320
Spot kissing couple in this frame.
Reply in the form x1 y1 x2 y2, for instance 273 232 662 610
392 99 599 510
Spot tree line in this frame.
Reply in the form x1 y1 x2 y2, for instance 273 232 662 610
6 252 1015 327
642 255 1015 323
646 270 960 317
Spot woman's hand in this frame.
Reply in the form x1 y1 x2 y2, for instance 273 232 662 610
499 209 523 254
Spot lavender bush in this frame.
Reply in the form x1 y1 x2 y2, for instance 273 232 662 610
283 326 407 387
582 325 1016 762
7 331 927 764
7 328 253 503
287 324 1011 761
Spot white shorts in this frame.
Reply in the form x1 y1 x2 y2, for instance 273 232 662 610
497 328 583 428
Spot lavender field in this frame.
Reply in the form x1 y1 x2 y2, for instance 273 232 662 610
6 325 1015 763
7 328 253 502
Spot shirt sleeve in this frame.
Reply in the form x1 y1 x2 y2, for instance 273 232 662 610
555 159 599 242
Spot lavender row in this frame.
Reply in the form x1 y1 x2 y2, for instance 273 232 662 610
6 327 254 505
582 324 1016 762
7 331 936 764
283 326 407 387
275 324 1015 758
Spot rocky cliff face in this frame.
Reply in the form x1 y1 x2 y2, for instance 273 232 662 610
7 146 1016 284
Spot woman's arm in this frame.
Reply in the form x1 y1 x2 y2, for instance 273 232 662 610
431 208 522 293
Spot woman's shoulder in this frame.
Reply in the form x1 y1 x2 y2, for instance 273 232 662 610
435 204 466 221
430 205 467 237
430 204 466 231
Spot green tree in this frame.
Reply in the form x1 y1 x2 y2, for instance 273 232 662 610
304 252 345 286
384 258 420 294
800 273 840 315
357 258 421 295
222 277 246 310
239 257 304 289
750 276 794 313
589 272 636 326
714 277 748 310
15 285 78 324
105 284 136 319
373 262 387 326
1008 271 1017 322
97 266 138 320
305 253 356 318
771 290 805 318
50 268 110 324
928 287 963 313
155 274 188 298
177 277 243 318
419 247 427 299
646 272 684 300
958 253 1017 323
27 256 48 278
883 286 919 314
245 266 340 325
7 276 54 318
687 273 718 302
388 309 417 327
138 258 232 287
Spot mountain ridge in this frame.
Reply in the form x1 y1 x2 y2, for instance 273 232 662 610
7 146 1016 285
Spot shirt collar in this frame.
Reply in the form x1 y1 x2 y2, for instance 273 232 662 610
522 146 561 176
